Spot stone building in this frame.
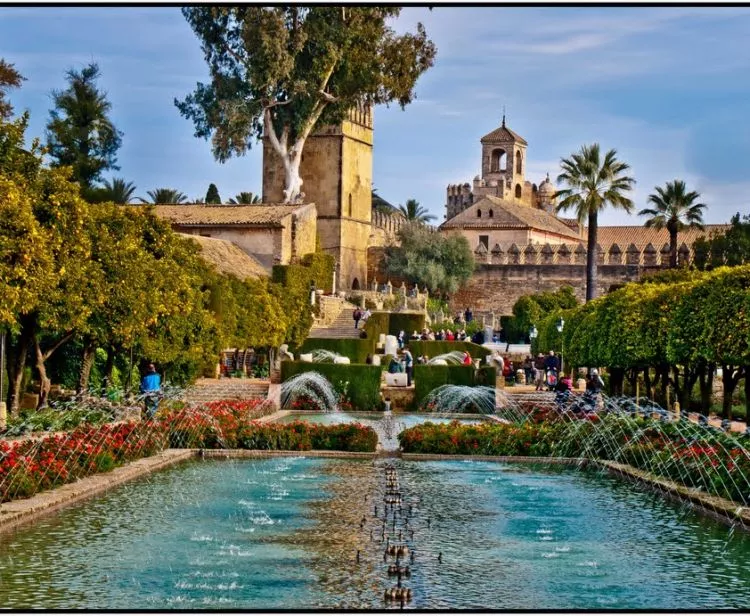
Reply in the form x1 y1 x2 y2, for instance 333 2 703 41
262 104 374 290
440 118 729 318
154 203 317 272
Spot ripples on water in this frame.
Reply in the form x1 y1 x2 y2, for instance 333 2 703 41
0 457 749 609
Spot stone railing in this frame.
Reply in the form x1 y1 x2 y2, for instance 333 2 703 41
473 241 694 268
347 280 428 312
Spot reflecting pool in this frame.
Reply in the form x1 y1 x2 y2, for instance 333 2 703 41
1 457 749 609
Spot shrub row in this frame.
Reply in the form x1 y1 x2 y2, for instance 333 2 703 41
407 340 489 362
295 338 374 364
413 365 495 408
280 362 383 411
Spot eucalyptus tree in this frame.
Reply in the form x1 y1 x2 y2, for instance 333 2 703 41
639 179 707 268
176 7 436 204
555 144 635 301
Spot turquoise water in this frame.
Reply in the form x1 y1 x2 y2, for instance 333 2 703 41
275 411 486 428
1 457 749 609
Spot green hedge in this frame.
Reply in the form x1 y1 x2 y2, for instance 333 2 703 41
300 252 335 294
407 340 489 363
363 312 426 339
476 366 498 386
413 365 475 408
295 338 375 364
280 361 383 411
389 313 426 337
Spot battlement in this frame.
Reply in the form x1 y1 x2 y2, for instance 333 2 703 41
371 210 408 236
472 240 695 267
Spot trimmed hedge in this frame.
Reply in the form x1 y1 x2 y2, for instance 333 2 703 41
389 313 426 337
300 252 335 294
295 338 374 364
407 340 489 363
413 365 475 408
281 361 383 411
476 365 498 386
363 312 426 339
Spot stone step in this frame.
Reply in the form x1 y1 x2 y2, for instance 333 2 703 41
184 379 270 404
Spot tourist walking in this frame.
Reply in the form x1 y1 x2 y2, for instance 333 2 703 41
353 307 362 329
140 363 162 419
403 346 414 386
523 355 534 385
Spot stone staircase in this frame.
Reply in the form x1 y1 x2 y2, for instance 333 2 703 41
184 378 270 404
308 302 363 339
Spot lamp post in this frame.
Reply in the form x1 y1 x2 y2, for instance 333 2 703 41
529 325 538 349
556 317 565 375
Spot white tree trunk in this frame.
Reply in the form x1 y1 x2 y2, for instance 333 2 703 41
282 147 304 204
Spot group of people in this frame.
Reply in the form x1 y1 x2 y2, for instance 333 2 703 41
398 329 469 347
554 369 606 416
352 307 372 329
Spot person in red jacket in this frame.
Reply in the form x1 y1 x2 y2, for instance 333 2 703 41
462 351 472 366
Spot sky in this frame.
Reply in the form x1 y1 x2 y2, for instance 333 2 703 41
1 6 749 225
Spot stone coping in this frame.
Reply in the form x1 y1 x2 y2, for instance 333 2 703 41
2 448 748 537
259 409 493 421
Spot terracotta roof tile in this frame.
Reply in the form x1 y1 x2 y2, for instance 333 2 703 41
596 224 728 249
152 203 309 226
441 195 581 240
480 122 528 145
180 234 269 280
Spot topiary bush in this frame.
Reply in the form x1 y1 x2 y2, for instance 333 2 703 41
280 362 383 411
295 338 375 364
413 365 475 408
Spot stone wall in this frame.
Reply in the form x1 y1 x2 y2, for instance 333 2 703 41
451 262 654 315
179 226 283 271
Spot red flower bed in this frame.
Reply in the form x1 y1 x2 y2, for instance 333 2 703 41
0 398 376 504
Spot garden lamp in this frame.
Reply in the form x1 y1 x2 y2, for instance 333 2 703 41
556 317 565 375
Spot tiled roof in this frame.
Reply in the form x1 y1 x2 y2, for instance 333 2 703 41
152 203 309 226
440 195 581 239
596 224 729 249
180 234 269 279
480 122 528 145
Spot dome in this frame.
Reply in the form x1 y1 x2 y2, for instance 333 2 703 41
538 173 555 197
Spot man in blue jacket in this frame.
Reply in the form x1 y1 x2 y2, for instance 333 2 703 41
140 363 161 418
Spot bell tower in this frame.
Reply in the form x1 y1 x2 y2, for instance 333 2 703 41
479 114 528 201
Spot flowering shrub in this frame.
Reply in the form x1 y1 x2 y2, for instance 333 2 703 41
0 399 376 504
0 421 166 502
399 416 750 505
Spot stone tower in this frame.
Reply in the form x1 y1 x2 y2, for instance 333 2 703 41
262 104 373 290
479 114 528 201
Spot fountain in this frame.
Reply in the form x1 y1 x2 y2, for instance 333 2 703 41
425 351 466 365
308 349 346 363
420 384 499 415
279 372 340 411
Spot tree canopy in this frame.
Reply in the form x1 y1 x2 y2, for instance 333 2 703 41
556 143 635 301
384 224 474 296
45 63 122 190
205 182 221 204
176 7 436 203
398 198 435 224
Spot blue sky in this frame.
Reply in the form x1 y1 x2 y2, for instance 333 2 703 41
2 6 749 225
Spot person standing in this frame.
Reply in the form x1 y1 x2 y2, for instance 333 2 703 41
403 346 414 387
464 307 473 323
353 307 362 329
140 363 162 419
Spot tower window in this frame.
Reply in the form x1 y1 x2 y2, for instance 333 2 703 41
491 149 507 172
479 235 489 250
515 184 522 199
477 209 482 218
516 151 522 174
348 193 353 217
488 209 494 218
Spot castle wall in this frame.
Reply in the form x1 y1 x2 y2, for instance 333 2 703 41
291 204 318 260
450 263 651 316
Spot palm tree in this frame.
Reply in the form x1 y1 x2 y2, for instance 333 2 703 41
100 178 137 204
639 180 707 268
398 198 436 224
555 143 635 301
138 188 189 204
228 191 261 204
